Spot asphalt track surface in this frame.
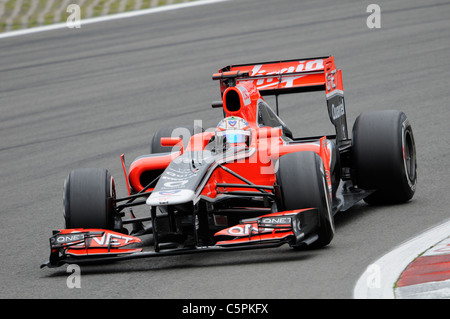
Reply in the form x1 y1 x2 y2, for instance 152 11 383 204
1 0 449 299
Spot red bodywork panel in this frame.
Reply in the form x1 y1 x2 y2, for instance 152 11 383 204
128 56 338 194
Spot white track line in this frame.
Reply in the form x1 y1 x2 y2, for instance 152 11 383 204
0 0 230 40
353 218 450 299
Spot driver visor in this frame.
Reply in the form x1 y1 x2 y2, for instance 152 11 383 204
225 132 247 143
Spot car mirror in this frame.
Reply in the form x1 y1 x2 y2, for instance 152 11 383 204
160 137 184 154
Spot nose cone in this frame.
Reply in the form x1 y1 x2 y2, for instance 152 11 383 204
146 189 195 206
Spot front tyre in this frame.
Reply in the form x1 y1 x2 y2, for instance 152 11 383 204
352 110 417 205
64 168 116 229
276 151 334 249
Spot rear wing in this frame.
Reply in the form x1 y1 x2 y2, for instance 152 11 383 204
213 56 349 145
214 56 331 95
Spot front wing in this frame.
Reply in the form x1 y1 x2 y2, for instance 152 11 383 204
41 208 319 268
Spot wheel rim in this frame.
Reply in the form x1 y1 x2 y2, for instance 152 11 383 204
403 130 416 184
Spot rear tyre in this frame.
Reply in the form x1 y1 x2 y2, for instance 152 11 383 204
64 168 116 229
352 110 417 205
276 151 334 249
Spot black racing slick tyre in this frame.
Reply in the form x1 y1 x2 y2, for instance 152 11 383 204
276 151 335 249
352 110 417 205
64 168 116 229
151 124 203 154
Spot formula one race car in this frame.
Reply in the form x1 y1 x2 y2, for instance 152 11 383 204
41 56 417 268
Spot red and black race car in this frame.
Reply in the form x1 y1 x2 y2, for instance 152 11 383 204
41 56 417 268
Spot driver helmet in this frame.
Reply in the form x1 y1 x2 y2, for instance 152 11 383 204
215 116 251 151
